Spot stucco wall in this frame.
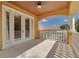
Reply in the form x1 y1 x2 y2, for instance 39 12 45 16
69 2 79 57
69 1 79 16
0 2 40 49
0 2 2 49
3 2 40 39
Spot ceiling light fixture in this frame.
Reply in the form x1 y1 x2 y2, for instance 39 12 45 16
37 1 42 8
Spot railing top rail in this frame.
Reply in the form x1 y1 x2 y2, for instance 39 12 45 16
40 30 67 32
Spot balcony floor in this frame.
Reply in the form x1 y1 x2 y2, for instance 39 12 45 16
0 39 77 58
47 42 76 58
0 39 44 58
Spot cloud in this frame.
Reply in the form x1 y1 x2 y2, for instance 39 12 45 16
39 26 47 30
41 19 47 22
64 19 68 22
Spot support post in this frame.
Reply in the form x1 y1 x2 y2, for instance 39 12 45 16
34 17 40 39
67 16 75 45
0 2 2 50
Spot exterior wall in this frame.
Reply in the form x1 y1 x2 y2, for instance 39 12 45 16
0 2 40 49
2 2 40 40
68 1 79 45
34 17 40 39
69 1 79 31
69 1 79 16
69 2 79 55
0 2 2 49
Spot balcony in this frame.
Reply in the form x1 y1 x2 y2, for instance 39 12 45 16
16 30 79 58
0 1 79 58
40 30 67 43
0 30 78 58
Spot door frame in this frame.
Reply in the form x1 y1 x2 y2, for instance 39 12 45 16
2 4 14 49
2 4 34 49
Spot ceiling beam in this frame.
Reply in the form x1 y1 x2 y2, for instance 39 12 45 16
38 8 69 20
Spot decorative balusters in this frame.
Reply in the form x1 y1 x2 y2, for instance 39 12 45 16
40 30 67 43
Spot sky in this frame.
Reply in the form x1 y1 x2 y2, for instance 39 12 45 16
39 16 69 30
39 13 79 30
74 13 79 21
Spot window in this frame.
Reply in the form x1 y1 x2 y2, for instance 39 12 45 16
6 11 10 40
14 14 21 40
25 18 30 38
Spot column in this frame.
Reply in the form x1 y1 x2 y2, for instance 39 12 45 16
0 2 2 49
67 16 75 44
34 17 40 39
70 17 76 32
72 17 76 32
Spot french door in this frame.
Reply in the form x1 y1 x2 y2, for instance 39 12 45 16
2 5 34 49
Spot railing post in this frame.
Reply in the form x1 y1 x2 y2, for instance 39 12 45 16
40 30 67 44
67 30 73 45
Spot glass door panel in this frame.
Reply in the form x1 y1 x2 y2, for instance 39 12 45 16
6 11 10 40
25 18 30 38
31 19 34 39
14 14 21 41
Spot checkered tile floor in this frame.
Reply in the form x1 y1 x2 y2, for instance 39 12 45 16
53 42 76 58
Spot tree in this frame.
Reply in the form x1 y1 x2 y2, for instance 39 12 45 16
75 19 79 32
60 24 70 30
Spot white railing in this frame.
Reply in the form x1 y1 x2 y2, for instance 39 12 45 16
72 32 79 57
40 30 67 43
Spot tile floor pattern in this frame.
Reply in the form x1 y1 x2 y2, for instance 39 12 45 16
53 42 76 58
17 40 56 58
0 39 77 58
0 39 45 58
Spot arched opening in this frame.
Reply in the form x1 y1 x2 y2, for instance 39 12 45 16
74 13 79 32
38 15 70 31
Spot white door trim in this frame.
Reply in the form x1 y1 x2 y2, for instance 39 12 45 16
2 4 34 49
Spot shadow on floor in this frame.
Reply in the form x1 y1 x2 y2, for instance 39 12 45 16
46 41 58 58
0 39 45 58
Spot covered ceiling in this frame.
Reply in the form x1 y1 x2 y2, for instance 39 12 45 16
9 1 70 16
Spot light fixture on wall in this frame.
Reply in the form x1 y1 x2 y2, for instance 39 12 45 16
37 1 42 8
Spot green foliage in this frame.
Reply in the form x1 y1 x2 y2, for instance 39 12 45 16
75 19 79 32
60 24 70 30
